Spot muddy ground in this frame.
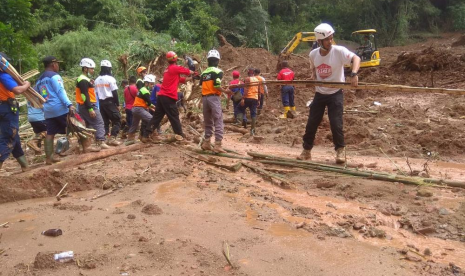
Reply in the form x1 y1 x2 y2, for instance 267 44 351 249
0 34 464 275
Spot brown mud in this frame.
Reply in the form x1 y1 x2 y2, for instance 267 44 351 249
0 34 464 276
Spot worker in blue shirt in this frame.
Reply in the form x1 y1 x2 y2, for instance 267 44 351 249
0 52 31 171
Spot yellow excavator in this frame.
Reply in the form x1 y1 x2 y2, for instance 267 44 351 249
278 30 380 71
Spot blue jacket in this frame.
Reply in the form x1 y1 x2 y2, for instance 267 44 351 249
34 71 72 119
27 102 45 122
151 84 161 105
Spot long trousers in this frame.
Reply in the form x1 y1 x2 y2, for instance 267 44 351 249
302 90 344 151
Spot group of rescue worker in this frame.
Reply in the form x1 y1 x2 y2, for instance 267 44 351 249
0 23 360 172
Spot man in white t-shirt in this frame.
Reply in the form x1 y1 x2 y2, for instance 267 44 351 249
94 60 121 146
298 23 361 164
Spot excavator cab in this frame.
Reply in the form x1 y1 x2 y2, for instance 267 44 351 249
351 29 381 68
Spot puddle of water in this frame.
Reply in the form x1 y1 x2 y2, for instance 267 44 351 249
436 161 465 171
268 223 309 237
112 201 131 208
238 259 250 265
2 213 36 222
245 208 259 227
155 179 186 199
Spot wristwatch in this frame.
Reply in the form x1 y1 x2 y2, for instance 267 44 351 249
350 72 358 77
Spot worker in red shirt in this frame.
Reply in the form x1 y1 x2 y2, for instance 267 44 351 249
277 60 295 118
144 51 193 140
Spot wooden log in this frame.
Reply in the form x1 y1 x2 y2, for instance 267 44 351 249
31 143 152 172
224 125 248 135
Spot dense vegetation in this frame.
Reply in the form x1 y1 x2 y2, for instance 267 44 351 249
1 0 464 76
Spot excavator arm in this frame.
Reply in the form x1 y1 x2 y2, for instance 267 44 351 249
277 32 317 71
280 32 317 57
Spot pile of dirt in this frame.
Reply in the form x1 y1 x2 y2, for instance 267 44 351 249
391 47 456 72
452 34 465 47
53 202 93 212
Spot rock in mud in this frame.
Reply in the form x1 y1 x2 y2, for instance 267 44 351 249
141 204 163 215
127 214 136 219
326 227 352 238
366 227 386 238
416 189 433 197
316 181 336 189
438 208 450 216
353 223 365 230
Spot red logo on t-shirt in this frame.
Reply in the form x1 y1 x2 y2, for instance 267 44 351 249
317 64 332 79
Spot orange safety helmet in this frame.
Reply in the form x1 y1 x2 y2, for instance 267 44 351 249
137 66 147 75
166 51 178 62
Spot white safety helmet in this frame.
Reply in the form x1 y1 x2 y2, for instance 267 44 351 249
80 58 96 68
314 23 335 40
207 49 220 60
143 74 156 83
100 60 112 67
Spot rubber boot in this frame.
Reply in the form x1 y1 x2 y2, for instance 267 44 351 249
125 133 136 146
16 155 29 172
236 113 246 128
250 118 257 136
201 137 213 151
291 106 296 112
336 147 346 164
39 131 46 147
213 141 226 153
97 140 110 150
107 136 121 146
297 149 312 160
279 106 290 119
45 138 60 165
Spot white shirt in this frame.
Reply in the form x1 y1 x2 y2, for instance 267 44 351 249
309 45 355 94
94 75 118 100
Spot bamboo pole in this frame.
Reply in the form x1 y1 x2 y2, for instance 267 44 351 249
185 145 253 160
0 57 45 108
228 80 465 96
21 69 40 80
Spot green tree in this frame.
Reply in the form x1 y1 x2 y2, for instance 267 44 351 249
0 0 37 72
